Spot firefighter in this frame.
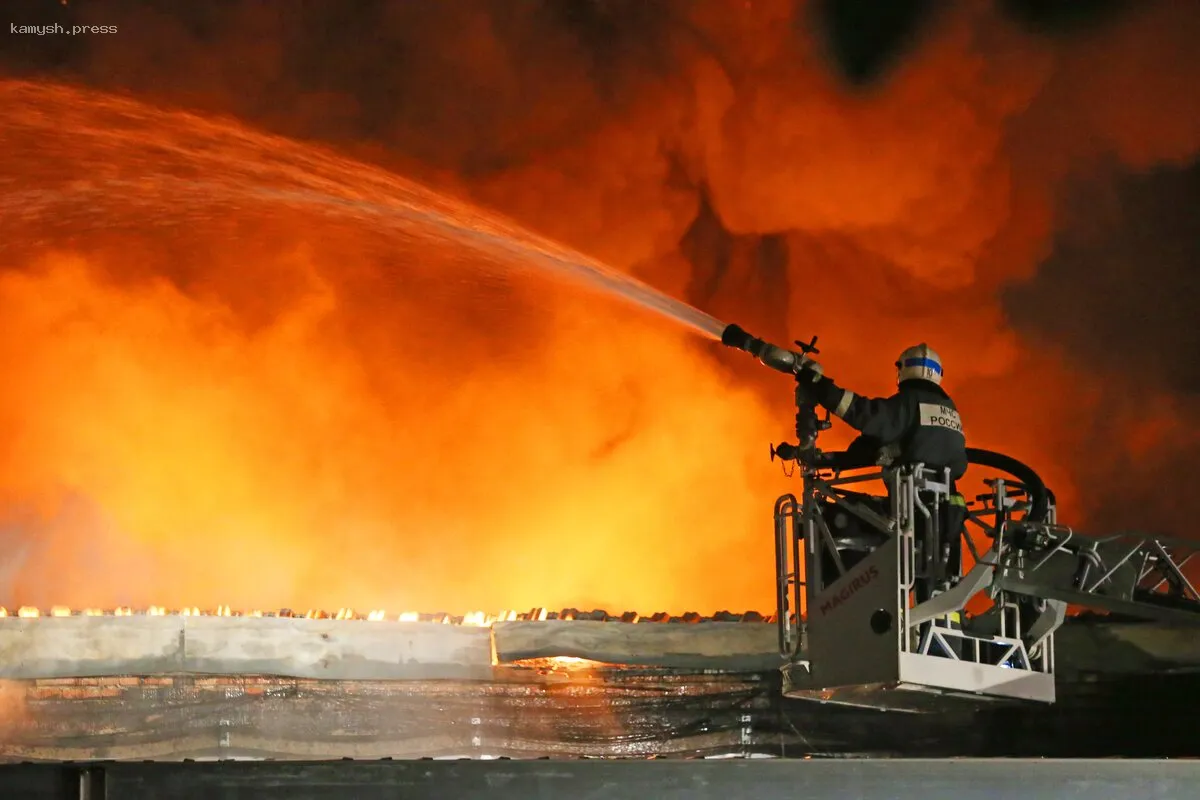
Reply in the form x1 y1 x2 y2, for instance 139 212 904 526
799 343 967 482
716 325 966 480
800 344 968 595
718 325 969 594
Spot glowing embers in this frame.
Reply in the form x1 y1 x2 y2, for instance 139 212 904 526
512 655 622 674
0 607 775 624
0 606 507 623
543 656 614 671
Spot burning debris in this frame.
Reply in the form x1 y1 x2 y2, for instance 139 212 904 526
0 606 772 624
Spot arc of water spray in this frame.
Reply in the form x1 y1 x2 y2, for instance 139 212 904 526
252 187 729 341
0 79 726 339
3 179 726 341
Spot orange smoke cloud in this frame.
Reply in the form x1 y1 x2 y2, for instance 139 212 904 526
0 248 780 611
1 0 1199 614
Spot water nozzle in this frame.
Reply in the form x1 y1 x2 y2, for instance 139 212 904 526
720 323 753 350
720 323 804 375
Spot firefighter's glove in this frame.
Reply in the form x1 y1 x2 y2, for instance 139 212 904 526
876 443 901 467
796 362 823 383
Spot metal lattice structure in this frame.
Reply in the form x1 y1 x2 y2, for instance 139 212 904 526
772 456 1200 708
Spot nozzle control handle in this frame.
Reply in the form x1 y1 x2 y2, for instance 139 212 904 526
794 336 820 356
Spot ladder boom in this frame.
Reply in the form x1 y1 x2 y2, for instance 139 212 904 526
992 530 1200 625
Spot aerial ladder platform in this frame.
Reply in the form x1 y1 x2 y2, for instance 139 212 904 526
721 324 1200 709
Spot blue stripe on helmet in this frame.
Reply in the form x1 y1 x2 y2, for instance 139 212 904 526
902 356 942 374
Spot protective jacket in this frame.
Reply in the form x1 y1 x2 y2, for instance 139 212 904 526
807 373 967 481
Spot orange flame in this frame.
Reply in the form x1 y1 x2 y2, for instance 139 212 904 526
0 606 736 625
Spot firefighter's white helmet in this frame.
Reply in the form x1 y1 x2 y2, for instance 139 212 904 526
896 343 943 385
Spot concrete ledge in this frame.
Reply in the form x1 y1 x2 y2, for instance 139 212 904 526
0 616 184 679
75 758 1200 800
5 614 1198 681
182 617 494 680
493 621 784 671
0 618 494 680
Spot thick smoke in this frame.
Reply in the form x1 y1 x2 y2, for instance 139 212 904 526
0 0 1198 612
1004 161 1200 533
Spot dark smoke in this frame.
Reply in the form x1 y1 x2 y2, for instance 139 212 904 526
1006 162 1200 394
811 0 946 85
1004 161 1200 532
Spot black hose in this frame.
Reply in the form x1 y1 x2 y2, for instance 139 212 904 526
811 447 1050 523
965 447 1050 523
